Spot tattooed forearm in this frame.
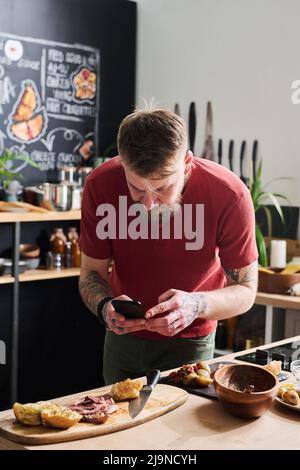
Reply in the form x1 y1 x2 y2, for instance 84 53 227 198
79 271 113 316
182 292 208 324
224 261 258 287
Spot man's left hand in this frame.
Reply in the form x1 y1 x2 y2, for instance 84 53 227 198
145 289 206 336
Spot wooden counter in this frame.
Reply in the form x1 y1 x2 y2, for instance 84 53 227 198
0 209 81 223
0 335 300 450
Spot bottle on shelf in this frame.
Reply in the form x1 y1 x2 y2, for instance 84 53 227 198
67 227 79 242
50 228 66 254
72 241 81 268
64 241 73 268
67 227 81 267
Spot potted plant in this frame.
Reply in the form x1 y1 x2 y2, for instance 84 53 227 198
249 160 290 267
0 148 40 200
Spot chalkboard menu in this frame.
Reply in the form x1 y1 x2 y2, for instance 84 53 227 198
0 32 100 181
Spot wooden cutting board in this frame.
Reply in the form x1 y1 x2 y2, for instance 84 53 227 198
0 384 188 445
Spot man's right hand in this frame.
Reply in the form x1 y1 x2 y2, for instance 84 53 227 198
103 295 146 335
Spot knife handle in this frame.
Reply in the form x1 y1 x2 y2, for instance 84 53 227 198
252 140 258 180
147 369 161 389
217 139 222 164
228 140 234 171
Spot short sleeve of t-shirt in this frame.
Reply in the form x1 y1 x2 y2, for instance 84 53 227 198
79 179 113 260
217 188 258 269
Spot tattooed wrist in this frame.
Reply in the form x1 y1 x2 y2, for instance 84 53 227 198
79 271 113 316
182 292 208 325
102 300 111 324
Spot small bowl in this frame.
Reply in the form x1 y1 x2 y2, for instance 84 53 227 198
25 257 40 269
1 259 28 275
19 244 40 259
258 268 300 294
214 364 279 418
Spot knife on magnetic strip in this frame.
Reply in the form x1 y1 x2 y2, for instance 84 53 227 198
129 369 161 419
188 101 196 153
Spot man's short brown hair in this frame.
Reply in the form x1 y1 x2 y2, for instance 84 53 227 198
117 108 186 177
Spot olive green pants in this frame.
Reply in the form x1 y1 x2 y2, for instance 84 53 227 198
103 330 216 385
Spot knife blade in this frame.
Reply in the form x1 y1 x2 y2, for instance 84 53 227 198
129 369 161 419
240 140 247 184
228 139 234 171
252 139 258 180
188 102 196 153
174 103 181 116
217 138 222 165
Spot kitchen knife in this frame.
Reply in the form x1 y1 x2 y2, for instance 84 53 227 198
129 369 161 419
174 103 181 116
252 140 258 180
188 101 196 153
228 140 234 171
217 139 222 165
239 140 247 184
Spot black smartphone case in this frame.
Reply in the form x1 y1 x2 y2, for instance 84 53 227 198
111 300 145 319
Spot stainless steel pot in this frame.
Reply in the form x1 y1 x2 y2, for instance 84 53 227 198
58 166 78 184
78 167 93 187
51 182 73 211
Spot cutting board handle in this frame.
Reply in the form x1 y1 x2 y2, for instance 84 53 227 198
147 370 161 390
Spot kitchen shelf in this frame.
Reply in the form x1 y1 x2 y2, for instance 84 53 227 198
0 267 80 285
0 209 81 223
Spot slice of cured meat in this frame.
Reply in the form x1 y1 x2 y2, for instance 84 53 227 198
67 394 118 425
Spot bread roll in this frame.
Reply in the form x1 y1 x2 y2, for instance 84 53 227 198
13 401 52 426
41 404 82 429
282 389 300 406
277 383 295 399
110 378 143 401
264 360 282 376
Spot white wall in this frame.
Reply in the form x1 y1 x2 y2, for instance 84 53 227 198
135 0 300 208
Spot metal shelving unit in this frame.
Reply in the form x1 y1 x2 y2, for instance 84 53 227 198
0 209 81 405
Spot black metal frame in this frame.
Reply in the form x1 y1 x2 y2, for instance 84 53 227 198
10 221 20 405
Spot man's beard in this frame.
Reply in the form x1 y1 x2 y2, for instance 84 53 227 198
146 183 184 223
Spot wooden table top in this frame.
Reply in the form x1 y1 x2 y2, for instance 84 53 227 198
256 292 300 309
1 336 299 450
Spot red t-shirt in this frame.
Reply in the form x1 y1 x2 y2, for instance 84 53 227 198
79 156 258 340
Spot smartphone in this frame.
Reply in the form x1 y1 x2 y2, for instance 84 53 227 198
111 299 145 319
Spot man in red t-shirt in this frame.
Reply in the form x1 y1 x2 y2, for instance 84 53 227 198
79 108 258 384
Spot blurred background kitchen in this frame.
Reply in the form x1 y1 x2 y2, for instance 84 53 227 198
1 0 300 411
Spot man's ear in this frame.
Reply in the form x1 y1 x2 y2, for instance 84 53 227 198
184 150 193 173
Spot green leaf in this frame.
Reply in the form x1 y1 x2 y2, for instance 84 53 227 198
261 205 272 239
261 192 285 223
101 142 117 159
263 176 293 189
15 155 41 169
256 224 268 267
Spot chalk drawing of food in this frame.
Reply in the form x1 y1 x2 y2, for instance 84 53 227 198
72 67 96 101
8 80 48 143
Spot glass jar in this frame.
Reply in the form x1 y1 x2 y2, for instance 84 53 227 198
67 227 79 241
64 241 73 268
50 228 66 254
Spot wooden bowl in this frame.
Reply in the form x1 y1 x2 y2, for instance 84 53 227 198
19 244 40 259
214 364 278 418
258 269 300 294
